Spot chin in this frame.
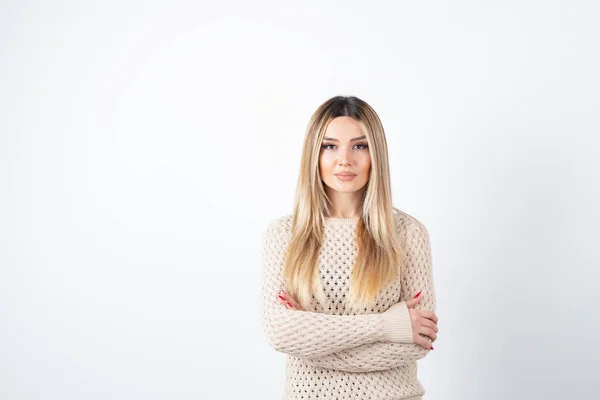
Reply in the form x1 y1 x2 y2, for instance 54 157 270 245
326 180 368 193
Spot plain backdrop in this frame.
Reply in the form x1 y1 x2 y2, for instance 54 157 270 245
1 1 599 399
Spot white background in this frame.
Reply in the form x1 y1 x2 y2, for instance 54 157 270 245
1 1 599 399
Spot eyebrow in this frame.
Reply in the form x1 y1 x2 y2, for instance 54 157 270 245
323 135 366 142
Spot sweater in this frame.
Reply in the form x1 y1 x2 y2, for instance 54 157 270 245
259 209 436 400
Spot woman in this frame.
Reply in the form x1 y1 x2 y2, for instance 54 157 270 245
260 95 439 399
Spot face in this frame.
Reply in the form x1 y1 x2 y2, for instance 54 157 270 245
319 116 371 195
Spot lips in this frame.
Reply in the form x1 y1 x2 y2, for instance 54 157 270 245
335 172 356 177
335 173 356 181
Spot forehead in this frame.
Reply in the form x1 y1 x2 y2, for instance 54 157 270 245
324 116 364 139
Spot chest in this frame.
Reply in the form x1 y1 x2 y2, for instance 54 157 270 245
311 228 402 315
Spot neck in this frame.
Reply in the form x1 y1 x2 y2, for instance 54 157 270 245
325 188 364 218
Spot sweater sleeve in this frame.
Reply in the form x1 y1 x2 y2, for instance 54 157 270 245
302 220 437 372
259 218 413 359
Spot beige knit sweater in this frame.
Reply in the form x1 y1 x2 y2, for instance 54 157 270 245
259 209 436 400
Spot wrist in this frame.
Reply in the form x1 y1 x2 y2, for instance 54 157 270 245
381 301 414 343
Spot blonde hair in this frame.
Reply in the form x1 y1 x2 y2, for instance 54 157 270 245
284 95 407 312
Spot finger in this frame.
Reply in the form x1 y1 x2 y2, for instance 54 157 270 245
277 294 287 304
281 293 301 310
289 300 300 310
405 297 420 308
420 318 438 333
419 310 438 324
287 295 301 309
277 296 295 309
414 335 432 350
418 326 437 342
284 301 296 309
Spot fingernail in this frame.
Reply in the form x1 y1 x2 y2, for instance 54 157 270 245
285 301 293 308
278 295 286 301
430 346 434 350
414 291 422 298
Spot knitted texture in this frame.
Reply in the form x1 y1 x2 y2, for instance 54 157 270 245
260 209 436 400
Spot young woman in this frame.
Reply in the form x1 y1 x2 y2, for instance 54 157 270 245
260 95 439 400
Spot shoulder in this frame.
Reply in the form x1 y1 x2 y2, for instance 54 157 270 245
263 213 294 239
262 214 294 259
392 207 429 237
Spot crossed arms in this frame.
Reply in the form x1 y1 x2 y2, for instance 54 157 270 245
259 216 436 372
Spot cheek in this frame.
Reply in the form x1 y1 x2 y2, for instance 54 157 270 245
319 153 335 169
360 154 371 173
318 157 326 176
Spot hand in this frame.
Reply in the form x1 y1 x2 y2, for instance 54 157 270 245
405 294 438 349
277 290 302 310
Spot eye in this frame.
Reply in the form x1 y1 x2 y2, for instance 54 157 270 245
321 143 368 150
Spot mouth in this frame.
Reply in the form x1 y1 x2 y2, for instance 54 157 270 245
335 172 356 177
335 173 356 181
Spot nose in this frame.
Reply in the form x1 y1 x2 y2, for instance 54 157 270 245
337 146 352 165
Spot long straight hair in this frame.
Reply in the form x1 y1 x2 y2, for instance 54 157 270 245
284 95 407 312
